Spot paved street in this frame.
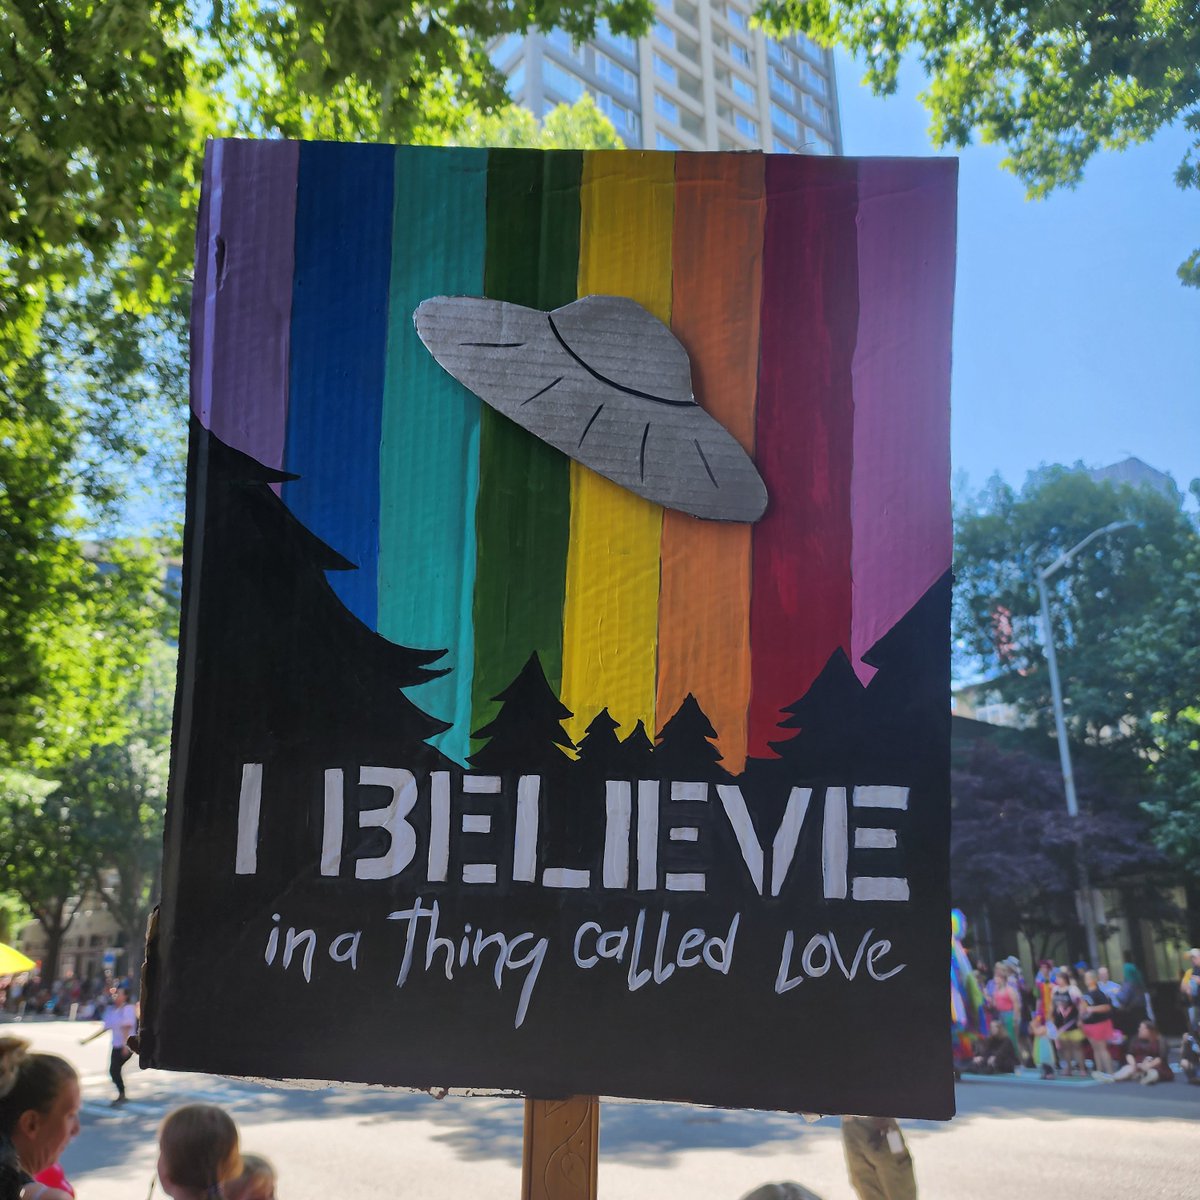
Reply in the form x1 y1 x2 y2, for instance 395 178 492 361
9 1017 1198 1199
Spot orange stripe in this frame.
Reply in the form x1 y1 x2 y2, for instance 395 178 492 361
656 153 765 773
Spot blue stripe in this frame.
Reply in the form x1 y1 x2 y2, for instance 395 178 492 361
284 141 396 628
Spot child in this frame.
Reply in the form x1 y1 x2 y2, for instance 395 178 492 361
225 1153 276 1200
157 1105 242 1200
1030 1011 1056 1079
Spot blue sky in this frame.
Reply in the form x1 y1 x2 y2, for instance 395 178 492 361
833 51 1199 504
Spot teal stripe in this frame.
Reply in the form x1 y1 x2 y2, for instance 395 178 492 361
379 147 488 762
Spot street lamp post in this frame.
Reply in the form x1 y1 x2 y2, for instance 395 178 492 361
1035 520 1134 969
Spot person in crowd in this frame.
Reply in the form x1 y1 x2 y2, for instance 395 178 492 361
841 1116 916 1200
1118 958 1152 1028
1080 969 1116 1075
1180 1028 1199 1086
966 1019 1018 1075
1096 965 1122 1005
225 1153 276 1200
984 963 1021 1053
1180 948 1200 1030
1029 1011 1057 1078
1051 968 1088 1075
157 1104 242 1200
80 986 136 1105
1109 1020 1173 1085
0 1036 81 1200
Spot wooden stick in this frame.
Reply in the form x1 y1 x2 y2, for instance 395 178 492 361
521 1095 600 1200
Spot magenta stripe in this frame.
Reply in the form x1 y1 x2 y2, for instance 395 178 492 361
196 139 299 472
850 159 957 680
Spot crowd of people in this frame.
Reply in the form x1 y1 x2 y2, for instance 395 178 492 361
954 944 1200 1087
0 1033 274 1200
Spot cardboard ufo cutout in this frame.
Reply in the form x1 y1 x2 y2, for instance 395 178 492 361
414 294 769 522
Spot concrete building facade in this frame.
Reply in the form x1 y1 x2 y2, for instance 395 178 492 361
491 0 841 154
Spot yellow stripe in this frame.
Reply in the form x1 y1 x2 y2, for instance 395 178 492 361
561 151 674 743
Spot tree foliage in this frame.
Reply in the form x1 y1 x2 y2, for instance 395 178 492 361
454 92 624 149
954 467 1200 871
1 0 651 317
951 737 1175 962
0 768 91 983
755 0 1200 285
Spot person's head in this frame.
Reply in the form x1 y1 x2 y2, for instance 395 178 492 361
112 986 128 1005
992 962 1008 980
1055 968 1070 986
1138 1020 1156 1040
988 1018 1003 1037
158 1104 242 1199
0 1036 81 1176
225 1153 277 1200
1098 966 1112 983
1084 969 1098 989
1187 947 1200 967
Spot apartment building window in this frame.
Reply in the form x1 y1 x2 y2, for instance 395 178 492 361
596 18 636 59
680 110 703 139
670 0 699 25
506 63 526 97
726 6 750 30
730 73 754 103
489 34 522 68
546 28 583 63
734 112 758 138
716 99 734 123
729 40 751 66
771 103 799 139
773 137 793 154
654 20 676 49
655 93 680 124
654 53 677 86
544 59 584 102
768 42 794 71
678 71 702 101
657 132 681 150
719 136 739 150
802 93 826 125
802 62 829 97
596 92 640 140
769 68 796 105
596 50 637 95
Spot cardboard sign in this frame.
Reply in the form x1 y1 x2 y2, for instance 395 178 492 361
143 142 957 1119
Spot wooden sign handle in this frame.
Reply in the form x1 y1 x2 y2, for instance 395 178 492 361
521 1095 600 1200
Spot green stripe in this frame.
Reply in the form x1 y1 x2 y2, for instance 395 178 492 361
469 150 580 742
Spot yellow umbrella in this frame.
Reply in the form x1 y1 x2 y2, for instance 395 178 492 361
0 942 35 975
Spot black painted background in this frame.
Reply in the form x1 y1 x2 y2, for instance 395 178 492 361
142 424 953 1119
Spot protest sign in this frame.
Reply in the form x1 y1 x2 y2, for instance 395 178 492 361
142 142 957 1119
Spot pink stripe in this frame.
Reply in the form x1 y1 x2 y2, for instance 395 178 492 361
850 159 957 681
196 139 299 473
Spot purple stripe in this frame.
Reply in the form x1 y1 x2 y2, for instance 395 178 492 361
198 139 299 472
850 159 957 680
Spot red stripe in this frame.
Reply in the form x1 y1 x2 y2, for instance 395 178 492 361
748 156 859 760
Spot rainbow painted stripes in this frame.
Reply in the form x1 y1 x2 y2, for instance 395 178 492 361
194 141 956 770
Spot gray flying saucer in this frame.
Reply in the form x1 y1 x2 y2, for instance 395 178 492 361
413 294 768 523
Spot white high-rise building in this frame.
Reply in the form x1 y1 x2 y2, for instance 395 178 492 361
490 1 842 154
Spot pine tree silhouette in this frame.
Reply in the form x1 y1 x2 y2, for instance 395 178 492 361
653 694 729 781
767 647 866 778
469 652 576 773
617 720 656 778
574 708 624 776
184 423 452 761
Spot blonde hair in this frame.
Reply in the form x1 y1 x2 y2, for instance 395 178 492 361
159 1104 241 1194
0 1036 77 1135
225 1153 276 1200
